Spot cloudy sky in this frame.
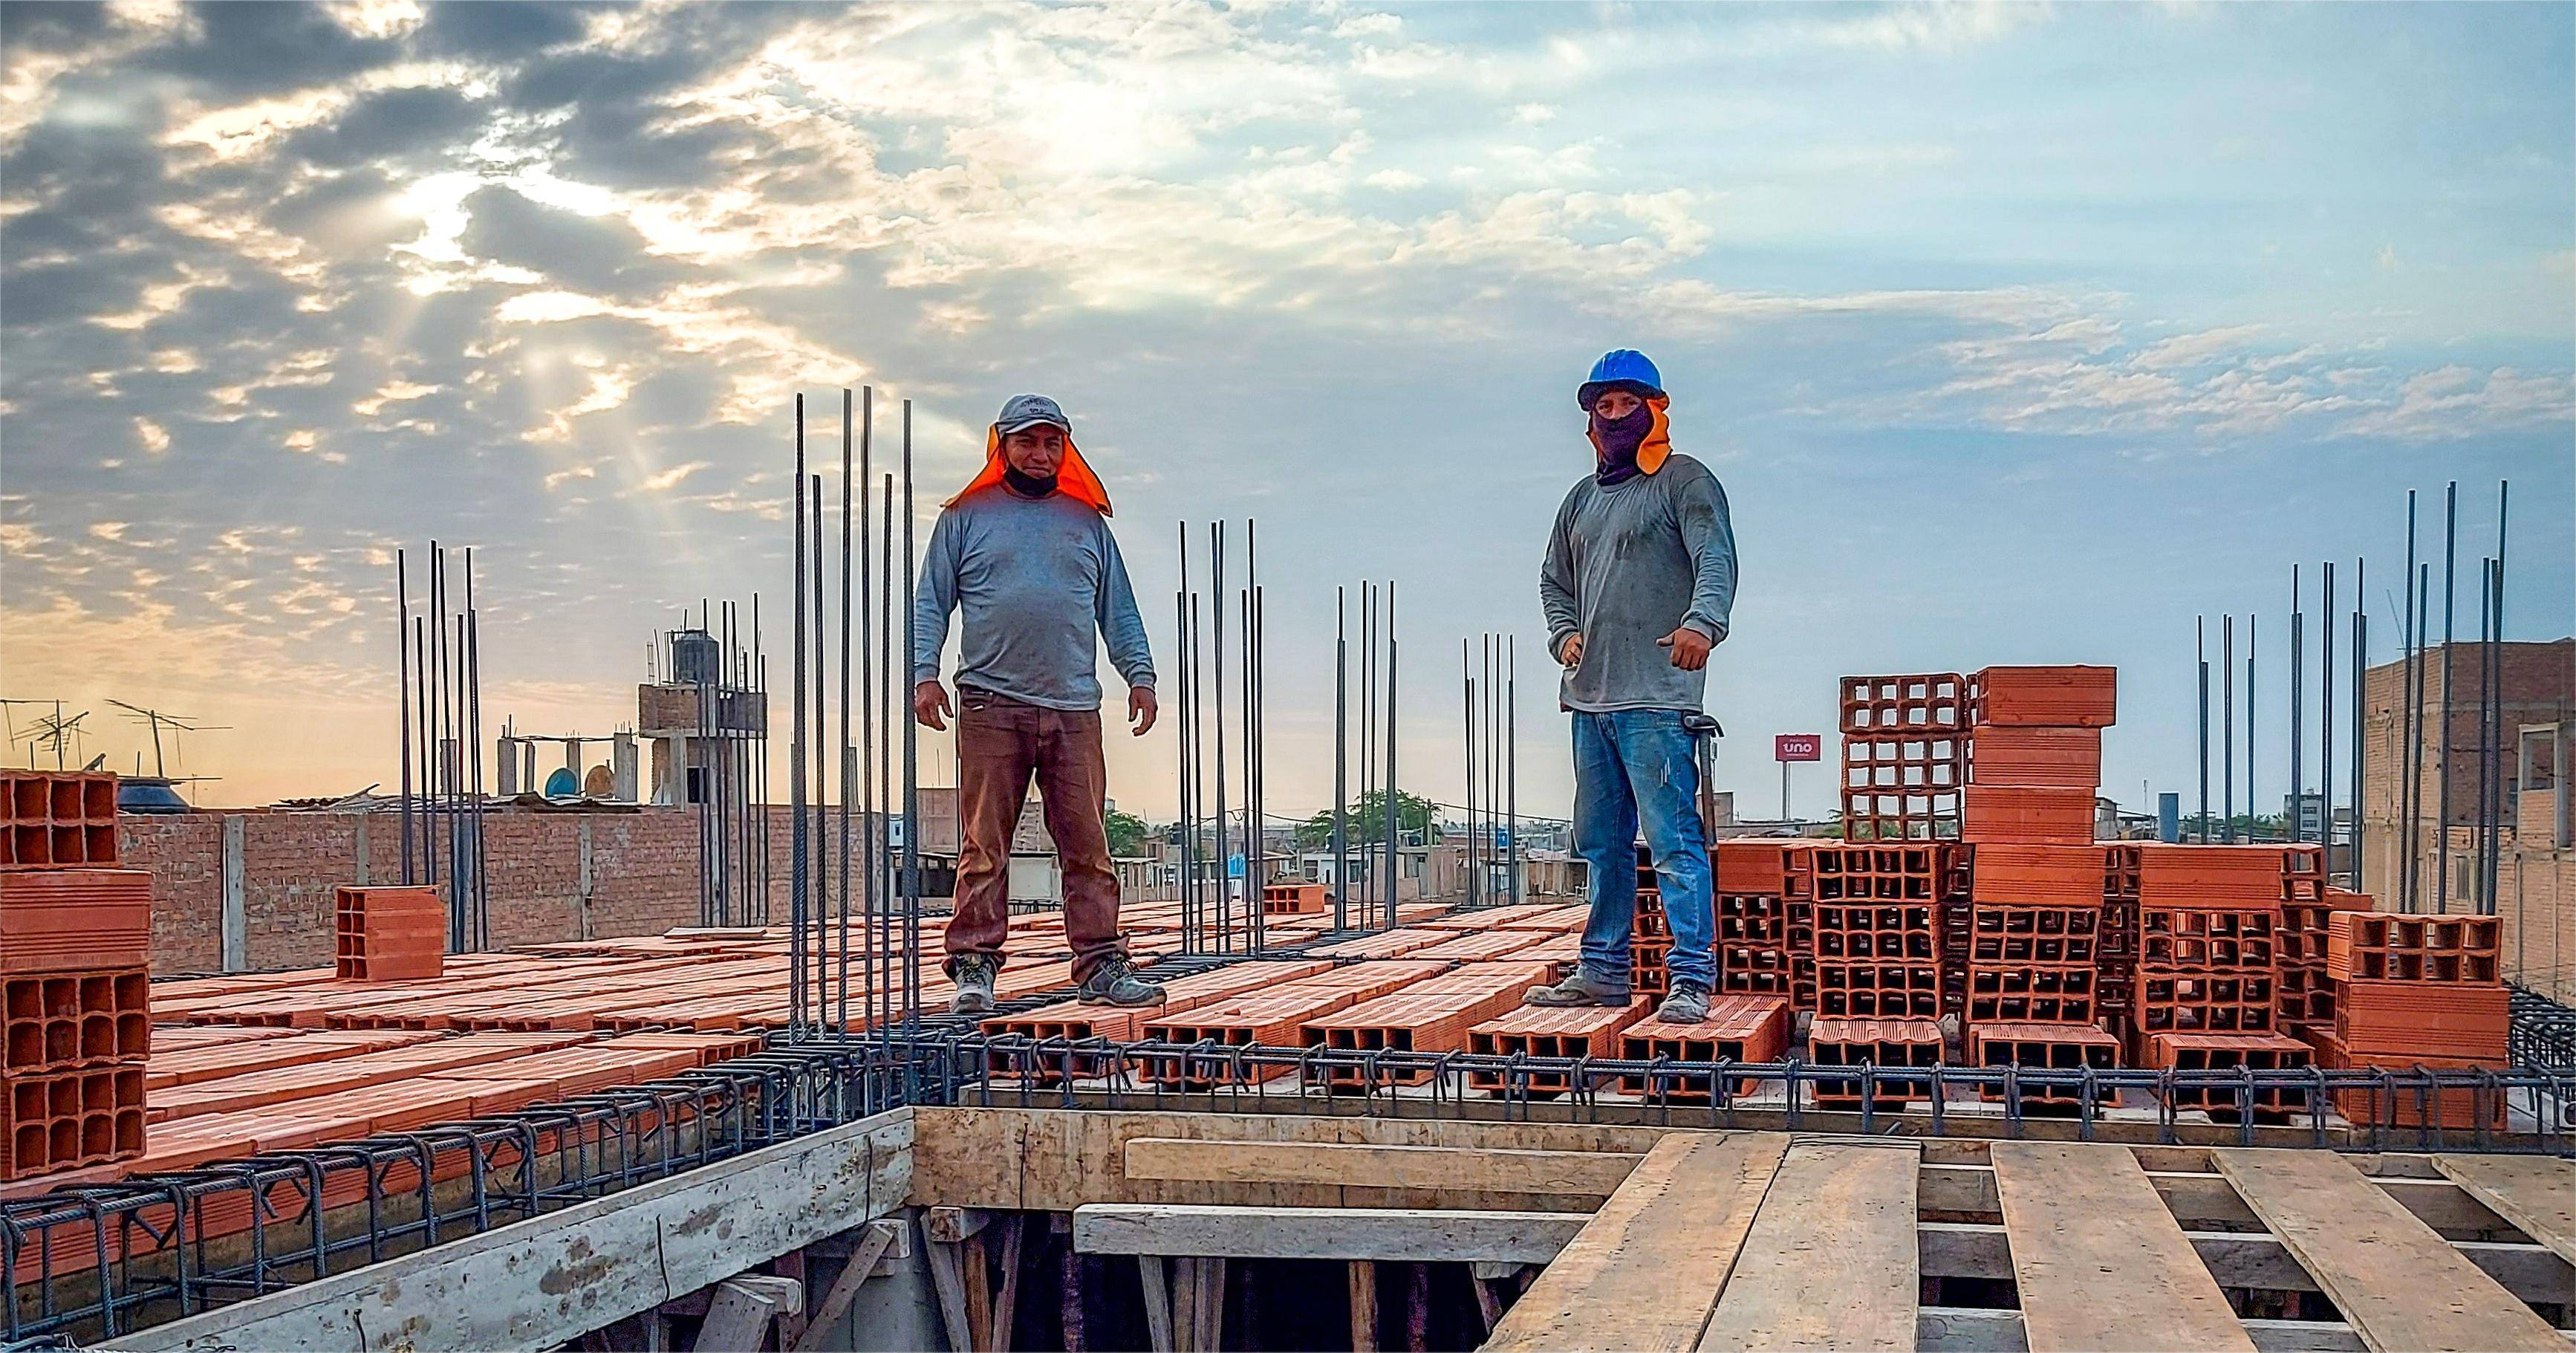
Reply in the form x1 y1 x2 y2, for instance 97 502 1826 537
3 0 2569 822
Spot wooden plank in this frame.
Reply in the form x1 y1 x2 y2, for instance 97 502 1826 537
1919 1220 2572 1303
1349 1260 1379 1353
1070 1204 1581 1263
1991 1141 2254 1353
1136 1257 1174 1353
790 1222 901 1353
2434 1155 2576 1264
1699 1141 1920 1352
1122 1138 1639 1196
1482 1133 1787 1353
2213 1148 2567 1353
117 1108 914 1353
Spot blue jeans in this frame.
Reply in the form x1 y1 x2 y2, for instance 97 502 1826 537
1572 709 1715 991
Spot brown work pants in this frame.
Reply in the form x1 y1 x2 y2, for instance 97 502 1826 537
944 687 1127 984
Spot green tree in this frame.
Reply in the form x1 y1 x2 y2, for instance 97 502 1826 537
1295 788 1440 849
1105 808 1150 857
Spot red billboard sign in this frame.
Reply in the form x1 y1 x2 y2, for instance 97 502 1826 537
1775 734 1823 763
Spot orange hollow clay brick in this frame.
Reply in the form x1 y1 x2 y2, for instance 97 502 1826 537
0 870 152 976
1968 665 2116 727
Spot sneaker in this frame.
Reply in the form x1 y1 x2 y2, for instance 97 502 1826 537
1076 955 1168 1008
949 955 998 1016
1523 966 1630 1008
1657 979 1711 1025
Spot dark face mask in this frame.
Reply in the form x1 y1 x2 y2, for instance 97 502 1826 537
1002 464 1059 498
1590 403 1653 486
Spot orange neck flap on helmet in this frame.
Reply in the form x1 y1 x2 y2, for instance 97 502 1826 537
1585 395 1672 477
946 424 1114 516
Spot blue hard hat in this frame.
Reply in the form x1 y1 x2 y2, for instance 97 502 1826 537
1578 349 1664 409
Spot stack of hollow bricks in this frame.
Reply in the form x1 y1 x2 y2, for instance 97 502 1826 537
335 886 445 982
2318 909 2508 1128
1 772 149 1181
1959 666 2118 1106
2133 841 2322 1114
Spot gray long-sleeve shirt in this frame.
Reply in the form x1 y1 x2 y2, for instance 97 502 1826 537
911 487 1155 710
1538 452 1737 713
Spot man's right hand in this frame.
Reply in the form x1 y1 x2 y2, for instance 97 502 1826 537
1555 633 1584 669
914 680 952 731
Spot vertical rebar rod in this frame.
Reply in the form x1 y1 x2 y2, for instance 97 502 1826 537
466 559 487 951
878 473 895 1042
2197 617 2210 843
413 616 430 878
1188 591 1205 950
2247 613 2257 841
1462 637 1474 906
2222 614 2234 843
1333 587 1347 931
2290 568 2303 842
2350 557 2366 892
1175 522 1192 947
397 550 414 885
1247 520 1261 950
1507 635 1518 905
2439 481 2456 912
810 474 827 1025
1211 522 1229 952
2401 491 2419 910
2321 562 2335 868
789 397 807 1037
1362 583 1375 917
857 392 874 1036
901 401 920 1029
2476 555 2494 916
2488 481 2508 916
697 643 712 926
1385 582 1399 927
2401 554 2421 912
429 543 446 895
838 390 853 1034
753 596 768 924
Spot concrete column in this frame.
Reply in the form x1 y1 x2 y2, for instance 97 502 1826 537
495 739 518 796
220 814 247 973
354 812 370 886
613 733 640 802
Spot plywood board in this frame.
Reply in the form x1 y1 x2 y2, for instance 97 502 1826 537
1482 1132 1787 1353
2213 1148 2566 1353
1122 1138 1639 1197
2433 1155 2576 1264
1991 1141 2254 1352
1698 1141 1921 1352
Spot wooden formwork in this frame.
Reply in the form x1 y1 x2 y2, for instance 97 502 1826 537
911 1105 2576 1353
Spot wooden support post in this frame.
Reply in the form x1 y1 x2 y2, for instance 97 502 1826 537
1172 1258 1200 1353
1404 1262 1429 1352
1471 1276 1504 1336
1138 1257 1176 1353
1061 1229 1089 1353
964 1232 995 1352
926 1222 975 1353
992 1214 1026 1353
691 1276 801 1353
792 1221 901 1353
1349 1260 1379 1353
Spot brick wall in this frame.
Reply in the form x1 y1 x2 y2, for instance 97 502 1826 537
117 806 707 974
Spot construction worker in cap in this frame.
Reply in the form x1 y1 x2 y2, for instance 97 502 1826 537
1525 350 1737 1023
914 393 1166 1014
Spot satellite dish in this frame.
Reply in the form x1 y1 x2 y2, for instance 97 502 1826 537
543 767 579 798
583 765 613 797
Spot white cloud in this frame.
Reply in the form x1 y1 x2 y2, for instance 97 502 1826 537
2335 366 2576 441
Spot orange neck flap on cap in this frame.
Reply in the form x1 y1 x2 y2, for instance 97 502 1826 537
946 425 1114 516
1585 395 1673 477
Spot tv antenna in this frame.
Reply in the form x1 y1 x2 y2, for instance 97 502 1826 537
104 700 227 779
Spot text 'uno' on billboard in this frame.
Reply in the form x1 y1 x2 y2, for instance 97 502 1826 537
1775 734 1823 763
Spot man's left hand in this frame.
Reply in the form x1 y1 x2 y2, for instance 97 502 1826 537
1657 626 1713 672
1128 686 1159 736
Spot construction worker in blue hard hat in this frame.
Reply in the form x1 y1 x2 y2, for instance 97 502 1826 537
1524 349 1738 1024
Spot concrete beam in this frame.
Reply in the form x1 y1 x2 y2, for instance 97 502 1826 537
1071 1204 1584 1264
107 1109 914 1353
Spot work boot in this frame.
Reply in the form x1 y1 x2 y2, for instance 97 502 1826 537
1523 966 1630 1008
1076 955 1168 1008
949 955 998 1017
1657 979 1711 1025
